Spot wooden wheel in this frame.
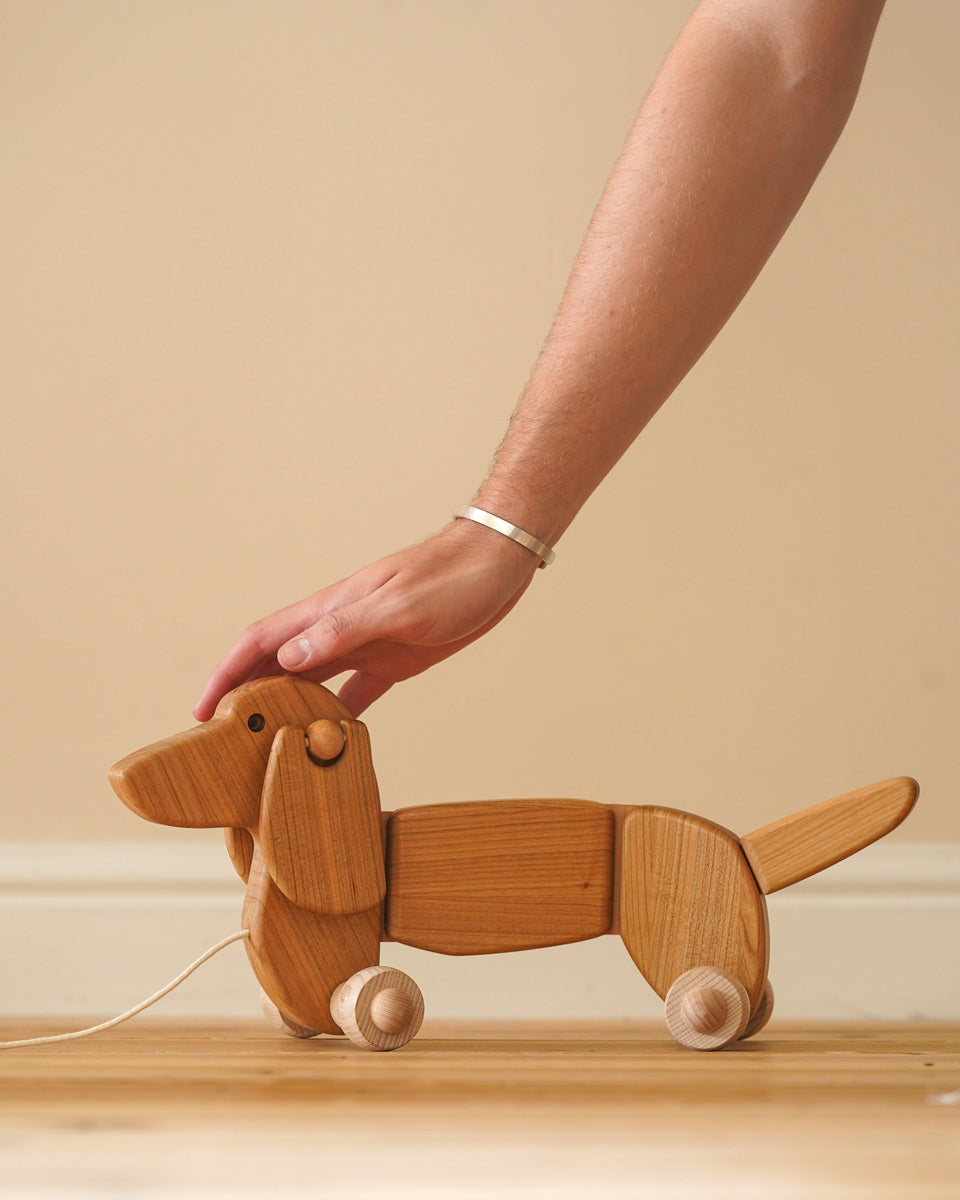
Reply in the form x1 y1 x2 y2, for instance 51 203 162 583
330 965 424 1052
739 979 775 1041
664 967 751 1051
260 990 322 1039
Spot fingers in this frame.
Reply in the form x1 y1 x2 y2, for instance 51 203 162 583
336 672 394 717
192 606 308 720
193 567 401 721
193 591 349 722
276 591 400 676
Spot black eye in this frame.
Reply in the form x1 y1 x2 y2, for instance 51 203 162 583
247 713 266 732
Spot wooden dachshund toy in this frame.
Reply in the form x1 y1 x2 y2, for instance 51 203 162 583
109 677 918 1052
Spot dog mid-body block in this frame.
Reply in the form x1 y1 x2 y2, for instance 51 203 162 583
109 677 917 1049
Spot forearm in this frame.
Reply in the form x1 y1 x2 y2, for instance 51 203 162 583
475 0 885 547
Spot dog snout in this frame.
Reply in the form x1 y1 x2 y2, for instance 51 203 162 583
109 719 267 829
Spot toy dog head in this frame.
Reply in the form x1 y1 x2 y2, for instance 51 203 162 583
109 676 385 916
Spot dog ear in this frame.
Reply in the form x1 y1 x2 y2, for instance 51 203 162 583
260 719 386 915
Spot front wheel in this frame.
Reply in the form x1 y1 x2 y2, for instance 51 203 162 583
260 990 323 1039
330 965 424 1051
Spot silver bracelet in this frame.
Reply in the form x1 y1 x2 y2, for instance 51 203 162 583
455 505 556 568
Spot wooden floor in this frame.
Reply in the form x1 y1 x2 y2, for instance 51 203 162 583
1 1020 958 1198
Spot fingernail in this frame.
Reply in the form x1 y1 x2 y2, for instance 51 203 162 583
279 637 310 669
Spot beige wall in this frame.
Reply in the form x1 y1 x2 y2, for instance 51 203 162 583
2 1 957 847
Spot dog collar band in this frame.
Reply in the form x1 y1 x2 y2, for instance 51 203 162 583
455 505 556 568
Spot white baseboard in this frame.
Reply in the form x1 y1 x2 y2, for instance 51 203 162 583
1 841 957 1022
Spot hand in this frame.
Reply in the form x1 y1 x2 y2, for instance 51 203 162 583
193 519 540 719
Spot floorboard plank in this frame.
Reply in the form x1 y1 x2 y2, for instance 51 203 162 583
1 1021 958 1197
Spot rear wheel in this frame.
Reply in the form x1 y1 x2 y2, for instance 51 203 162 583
664 966 751 1050
738 979 775 1041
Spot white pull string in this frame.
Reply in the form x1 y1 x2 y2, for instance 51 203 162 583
0 929 250 1050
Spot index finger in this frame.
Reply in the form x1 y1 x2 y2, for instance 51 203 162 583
193 559 401 720
192 595 326 721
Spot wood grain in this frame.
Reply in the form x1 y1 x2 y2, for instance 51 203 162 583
242 840 382 1035
108 677 350 829
619 807 768 1010
260 720 385 915
740 777 920 895
2 1022 958 1199
385 800 615 954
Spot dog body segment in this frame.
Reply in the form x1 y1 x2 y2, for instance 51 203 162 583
384 800 615 954
618 807 769 1012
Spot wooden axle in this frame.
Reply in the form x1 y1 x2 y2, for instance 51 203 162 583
109 677 918 1052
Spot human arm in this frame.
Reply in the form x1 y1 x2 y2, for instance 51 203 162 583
194 0 886 720
474 0 886 546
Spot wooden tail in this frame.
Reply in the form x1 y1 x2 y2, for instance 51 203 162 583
740 777 919 895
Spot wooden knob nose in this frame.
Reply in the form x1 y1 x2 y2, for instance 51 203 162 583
306 719 346 761
680 986 727 1034
369 988 416 1034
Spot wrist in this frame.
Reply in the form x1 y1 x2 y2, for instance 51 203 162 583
472 469 576 548
455 505 556 569
472 480 565 545
441 512 542 579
